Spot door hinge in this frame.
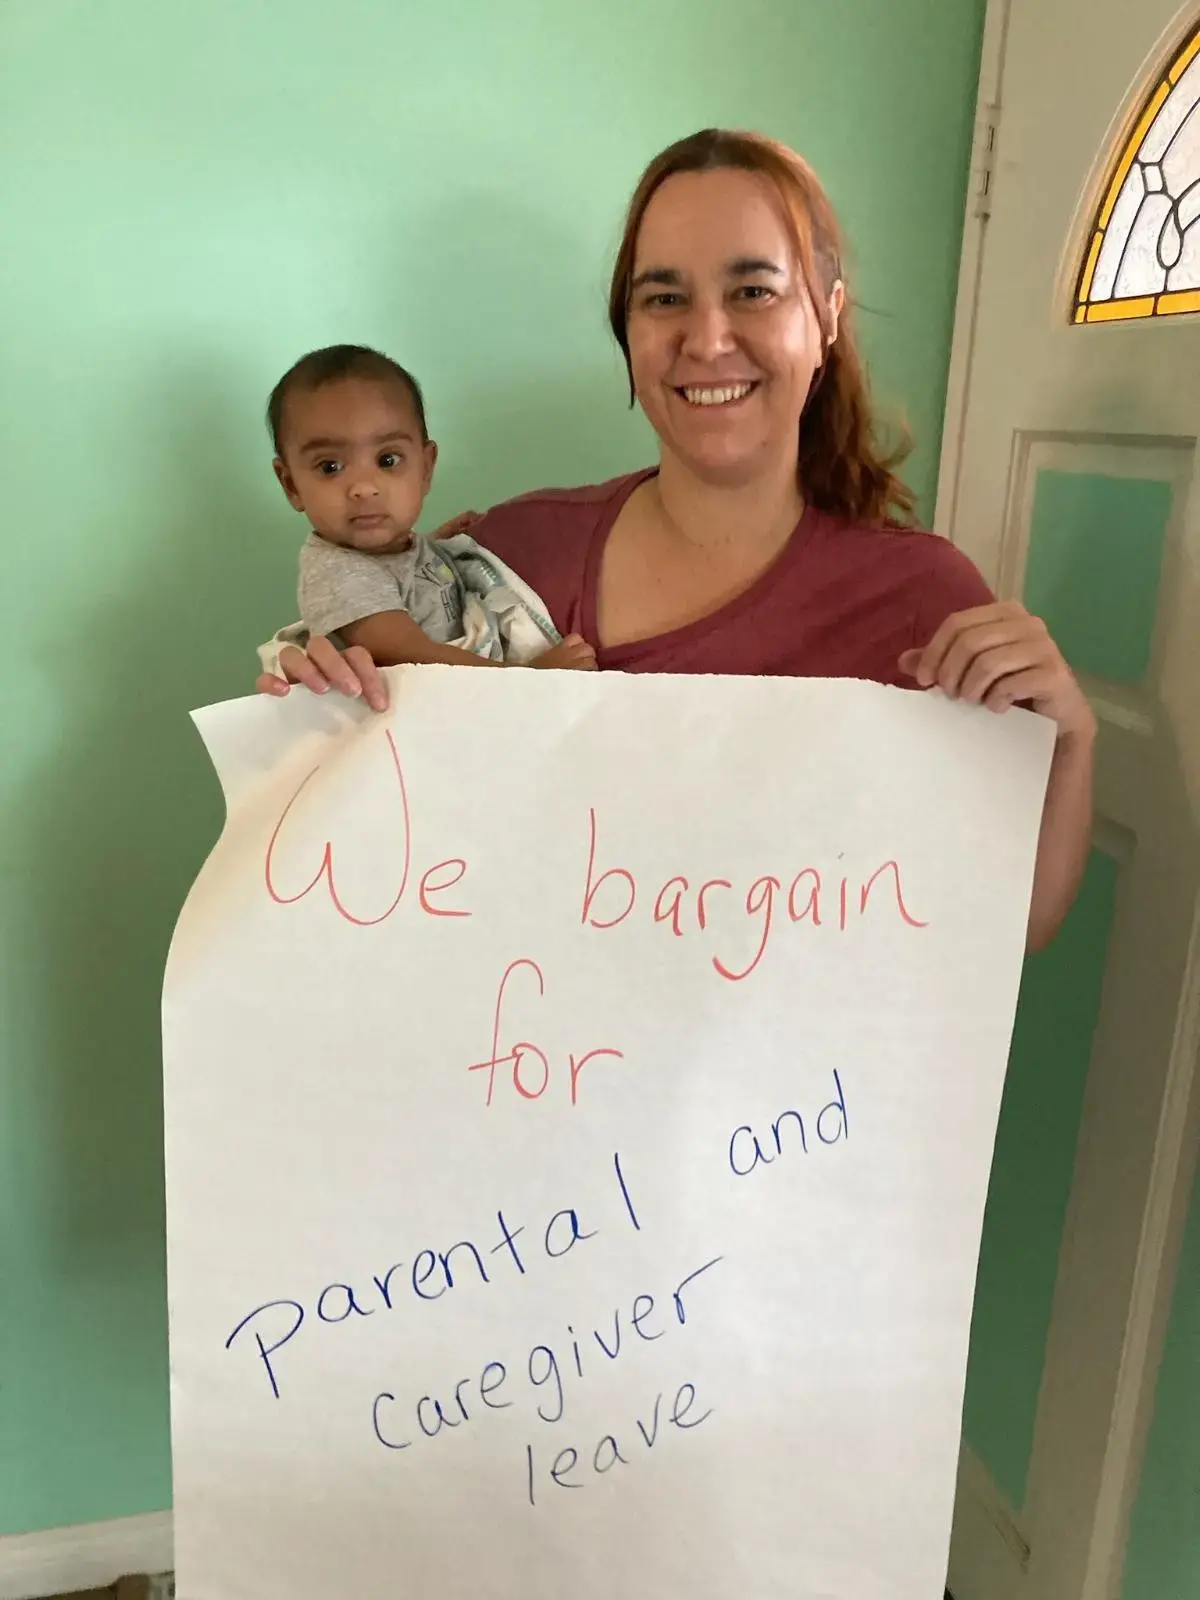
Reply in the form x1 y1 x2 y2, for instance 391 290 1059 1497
974 104 1000 219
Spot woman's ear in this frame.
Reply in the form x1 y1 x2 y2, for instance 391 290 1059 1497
826 280 846 350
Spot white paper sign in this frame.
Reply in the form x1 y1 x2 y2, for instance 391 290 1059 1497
162 668 1053 1600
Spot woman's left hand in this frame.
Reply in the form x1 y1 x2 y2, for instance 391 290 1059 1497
432 510 483 538
899 601 1096 742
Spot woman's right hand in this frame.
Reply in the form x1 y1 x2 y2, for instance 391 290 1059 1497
256 637 390 712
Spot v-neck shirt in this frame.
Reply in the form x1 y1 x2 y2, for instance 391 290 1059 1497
472 468 993 683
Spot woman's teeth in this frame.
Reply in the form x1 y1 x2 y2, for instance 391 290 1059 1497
680 382 755 406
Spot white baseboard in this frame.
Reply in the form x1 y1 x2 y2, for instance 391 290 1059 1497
947 1444 1030 1600
0 1511 173 1600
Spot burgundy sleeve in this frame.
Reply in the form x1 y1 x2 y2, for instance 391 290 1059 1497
910 537 996 650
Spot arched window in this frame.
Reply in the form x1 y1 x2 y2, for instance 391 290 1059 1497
1074 19 1200 322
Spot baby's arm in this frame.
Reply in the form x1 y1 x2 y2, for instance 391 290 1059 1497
299 540 502 669
344 612 597 669
342 610 504 667
298 540 595 672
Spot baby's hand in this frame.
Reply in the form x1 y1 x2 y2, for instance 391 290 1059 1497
532 634 598 671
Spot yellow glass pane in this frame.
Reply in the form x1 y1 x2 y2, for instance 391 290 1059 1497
1085 297 1156 322
1157 288 1200 316
1072 22 1200 322
1078 230 1104 301
1098 81 1169 229
1170 29 1200 83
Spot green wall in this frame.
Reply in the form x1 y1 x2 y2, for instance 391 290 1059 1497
0 0 987 1538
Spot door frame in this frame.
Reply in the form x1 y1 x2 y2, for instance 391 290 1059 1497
935 3 1200 1596
933 0 1009 543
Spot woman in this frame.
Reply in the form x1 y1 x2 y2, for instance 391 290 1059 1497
258 128 1095 950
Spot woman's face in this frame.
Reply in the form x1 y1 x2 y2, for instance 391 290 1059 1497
626 167 841 487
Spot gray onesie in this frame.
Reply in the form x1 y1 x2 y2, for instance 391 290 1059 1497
297 532 465 642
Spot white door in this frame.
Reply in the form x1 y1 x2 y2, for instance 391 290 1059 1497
937 4 1200 1598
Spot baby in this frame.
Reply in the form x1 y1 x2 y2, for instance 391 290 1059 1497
268 344 596 671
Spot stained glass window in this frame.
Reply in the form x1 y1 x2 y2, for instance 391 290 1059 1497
1074 20 1200 323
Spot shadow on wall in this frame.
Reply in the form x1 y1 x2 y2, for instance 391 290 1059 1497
5 183 641 1526
8 231 641 1289
372 186 648 510
7 362 282 1287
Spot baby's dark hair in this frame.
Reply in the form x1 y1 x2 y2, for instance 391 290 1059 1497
267 344 428 454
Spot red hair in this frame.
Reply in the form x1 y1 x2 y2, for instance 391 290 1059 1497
608 128 916 525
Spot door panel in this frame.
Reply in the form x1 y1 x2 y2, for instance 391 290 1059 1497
943 4 1200 1596
963 848 1120 1511
1122 1164 1200 1598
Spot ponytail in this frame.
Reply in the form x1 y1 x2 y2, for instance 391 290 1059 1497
800 310 915 524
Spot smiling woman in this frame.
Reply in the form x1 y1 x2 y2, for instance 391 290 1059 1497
608 135 893 526
257 127 1097 952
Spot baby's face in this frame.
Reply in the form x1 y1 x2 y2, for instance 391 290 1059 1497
274 377 436 552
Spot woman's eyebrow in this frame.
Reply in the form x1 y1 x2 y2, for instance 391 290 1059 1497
630 265 682 291
630 258 784 293
727 257 784 277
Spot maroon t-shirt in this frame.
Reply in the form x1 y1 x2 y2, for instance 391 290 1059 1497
476 468 994 684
